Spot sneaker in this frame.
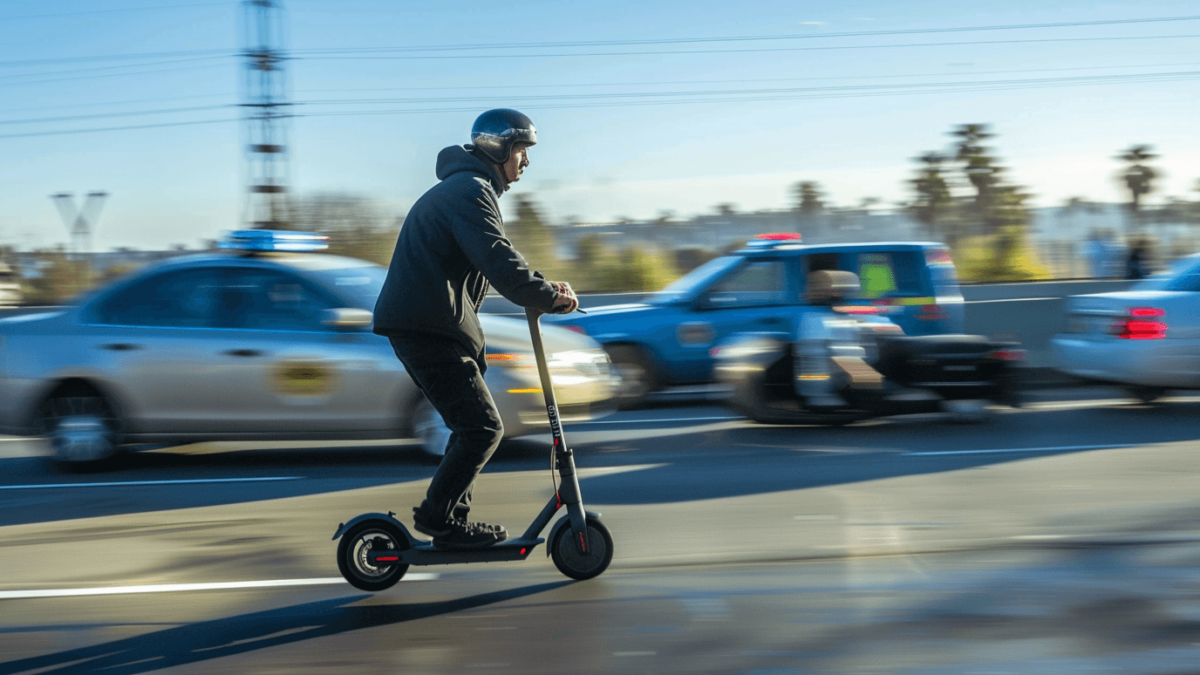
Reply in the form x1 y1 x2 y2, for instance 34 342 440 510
412 507 455 538
434 519 508 550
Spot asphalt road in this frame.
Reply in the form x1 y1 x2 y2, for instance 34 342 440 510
1 389 1199 674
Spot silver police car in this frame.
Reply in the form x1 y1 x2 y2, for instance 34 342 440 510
0 231 616 466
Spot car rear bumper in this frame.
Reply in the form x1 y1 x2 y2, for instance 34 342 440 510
1051 335 1200 388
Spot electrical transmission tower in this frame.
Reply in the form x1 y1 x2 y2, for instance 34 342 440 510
241 0 290 230
49 191 108 260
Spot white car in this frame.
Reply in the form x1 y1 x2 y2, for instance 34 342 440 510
1052 255 1200 400
0 262 20 307
0 231 617 466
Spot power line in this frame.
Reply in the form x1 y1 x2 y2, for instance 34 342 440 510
299 33 1200 61
5 59 1193 118
0 2 230 21
0 62 231 88
3 68 1197 138
295 60 1200 95
0 105 233 126
3 67 1196 126
294 15 1200 54
0 50 233 69
0 55 231 83
291 70 1200 108
2 14 1196 68
0 118 238 140
0 92 235 115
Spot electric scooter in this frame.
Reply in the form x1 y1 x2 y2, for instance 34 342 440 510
332 307 614 592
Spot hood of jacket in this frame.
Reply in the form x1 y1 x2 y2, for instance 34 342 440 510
436 144 507 194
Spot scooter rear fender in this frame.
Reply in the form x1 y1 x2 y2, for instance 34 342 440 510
332 512 418 546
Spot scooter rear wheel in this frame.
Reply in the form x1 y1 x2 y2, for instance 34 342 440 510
337 520 410 592
550 516 614 581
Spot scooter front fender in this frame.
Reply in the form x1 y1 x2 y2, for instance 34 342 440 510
547 510 602 557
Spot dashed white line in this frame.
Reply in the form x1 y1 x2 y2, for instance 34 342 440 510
905 443 1139 457
0 477 302 490
0 575 438 600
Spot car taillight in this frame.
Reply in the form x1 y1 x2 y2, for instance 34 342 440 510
1114 307 1167 340
917 304 947 321
986 348 1026 362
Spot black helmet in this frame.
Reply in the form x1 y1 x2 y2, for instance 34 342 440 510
471 108 537 164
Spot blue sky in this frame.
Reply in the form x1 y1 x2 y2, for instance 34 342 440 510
1 0 1198 251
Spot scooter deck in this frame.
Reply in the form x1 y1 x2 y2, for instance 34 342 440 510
369 537 546 567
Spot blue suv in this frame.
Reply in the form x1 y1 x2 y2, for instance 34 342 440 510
545 236 965 404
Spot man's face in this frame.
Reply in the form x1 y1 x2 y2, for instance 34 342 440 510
503 143 531 183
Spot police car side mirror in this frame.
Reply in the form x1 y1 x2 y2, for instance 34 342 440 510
323 307 373 330
695 291 733 311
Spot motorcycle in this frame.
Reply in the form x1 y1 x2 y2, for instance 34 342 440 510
714 271 1024 426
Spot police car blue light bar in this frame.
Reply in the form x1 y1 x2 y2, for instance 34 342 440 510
219 230 329 252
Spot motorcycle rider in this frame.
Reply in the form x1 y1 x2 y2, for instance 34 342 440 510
794 270 882 409
373 109 578 549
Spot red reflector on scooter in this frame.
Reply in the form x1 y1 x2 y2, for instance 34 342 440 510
376 556 399 562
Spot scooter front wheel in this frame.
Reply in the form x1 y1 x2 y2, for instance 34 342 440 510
337 520 410 592
550 516 614 581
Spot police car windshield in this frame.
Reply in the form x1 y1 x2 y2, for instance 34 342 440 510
651 255 741 304
307 265 388 309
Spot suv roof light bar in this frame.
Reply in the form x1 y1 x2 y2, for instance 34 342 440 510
745 232 803 248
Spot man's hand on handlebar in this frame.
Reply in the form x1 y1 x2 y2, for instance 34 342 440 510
550 281 579 314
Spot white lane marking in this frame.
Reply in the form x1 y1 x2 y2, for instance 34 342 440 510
966 297 1057 303
0 477 301 491
576 416 741 425
905 443 1140 457
577 463 666 477
0 575 438 600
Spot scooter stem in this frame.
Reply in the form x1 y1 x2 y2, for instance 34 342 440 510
525 308 589 549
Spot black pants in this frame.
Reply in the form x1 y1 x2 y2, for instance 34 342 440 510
389 335 504 523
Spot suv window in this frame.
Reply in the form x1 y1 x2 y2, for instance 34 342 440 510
704 259 789 308
849 251 925 299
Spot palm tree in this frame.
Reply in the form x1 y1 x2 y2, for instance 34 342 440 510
1115 144 1159 233
909 151 953 242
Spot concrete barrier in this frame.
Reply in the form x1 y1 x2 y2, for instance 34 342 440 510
481 280 1140 372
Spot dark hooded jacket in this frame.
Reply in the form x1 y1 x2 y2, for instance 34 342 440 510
373 145 560 355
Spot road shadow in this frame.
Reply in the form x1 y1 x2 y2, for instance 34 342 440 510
0 581 570 675
2 398 1198 524
577 398 1200 505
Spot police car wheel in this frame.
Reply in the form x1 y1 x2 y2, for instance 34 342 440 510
40 384 123 468
411 396 450 459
